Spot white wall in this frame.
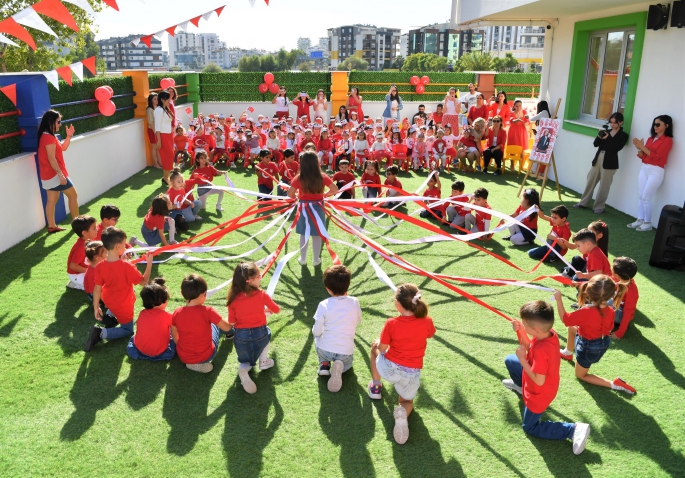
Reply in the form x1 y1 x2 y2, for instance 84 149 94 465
0 118 148 253
544 2 684 216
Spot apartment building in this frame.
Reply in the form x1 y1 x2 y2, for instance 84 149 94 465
97 35 165 70
328 24 401 70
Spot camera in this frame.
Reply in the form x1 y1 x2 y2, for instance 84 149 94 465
602 123 610 131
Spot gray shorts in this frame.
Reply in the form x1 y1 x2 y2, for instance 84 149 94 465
316 347 354 373
376 353 421 400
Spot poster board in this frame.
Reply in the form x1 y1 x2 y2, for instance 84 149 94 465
529 118 561 165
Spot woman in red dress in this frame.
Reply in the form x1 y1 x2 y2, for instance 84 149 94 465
346 87 364 122
467 93 488 125
507 100 530 150
154 91 175 187
488 91 512 125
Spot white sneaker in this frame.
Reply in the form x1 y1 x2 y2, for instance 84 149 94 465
259 358 274 370
216 204 224 211
393 405 409 444
298 258 307 266
231 163 236 169
66 280 81 289
186 363 213 373
502 379 522 394
238 368 257 394
312 257 322 267
627 219 643 228
169 240 178 245
572 422 591 455
636 222 653 232
194 215 203 220
327 360 344 393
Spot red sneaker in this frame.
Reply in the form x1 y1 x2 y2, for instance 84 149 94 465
612 377 636 394
560 349 574 361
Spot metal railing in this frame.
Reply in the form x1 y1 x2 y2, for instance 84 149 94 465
51 91 136 108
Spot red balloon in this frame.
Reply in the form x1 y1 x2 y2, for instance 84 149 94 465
103 86 114 96
410 76 420 86
264 72 274 85
160 78 173 90
99 100 116 117
268 82 280 94
421 76 430 85
169 78 176 87
94 86 112 102
258 82 269 94
415 85 425 95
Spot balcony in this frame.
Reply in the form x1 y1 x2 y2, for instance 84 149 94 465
522 27 546 34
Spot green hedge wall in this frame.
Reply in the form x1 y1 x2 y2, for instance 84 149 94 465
49 77 135 137
0 93 22 160
349 71 477 101
148 73 188 105
200 72 330 102
494 72 541 97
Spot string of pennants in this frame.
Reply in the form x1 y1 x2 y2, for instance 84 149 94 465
132 6 227 48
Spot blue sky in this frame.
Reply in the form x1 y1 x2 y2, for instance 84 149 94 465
94 0 454 51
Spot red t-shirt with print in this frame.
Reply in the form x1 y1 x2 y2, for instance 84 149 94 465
257 161 280 188
514 205 538 230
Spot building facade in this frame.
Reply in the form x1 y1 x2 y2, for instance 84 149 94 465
168 32 230 70
483 25 546 70
328 24 401 70
406 23 485 65
97 35 165 70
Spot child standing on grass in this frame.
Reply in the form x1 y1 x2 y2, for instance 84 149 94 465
382 165 402 208
95 204 121 240
66 215 98 290
256 149 280 200
368 284 436 445
554 276 636 394
172 274 233 373
529 205 571 263
192 150 225 211
227 262 281 394
503 188 539 246
85 227 153 352
131 194 177 248
277 148 299 197
127 277 176 361
502 300 591 455
313 265 362 393
609 257 639 340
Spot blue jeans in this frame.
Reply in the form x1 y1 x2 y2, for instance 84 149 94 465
234 325 271 366
504 354 575 440
171 200 202 222
202 323 229 363
101 321 134 341
528 243 562 262
127 335 176 361
420 208 443 219
316 347 354 372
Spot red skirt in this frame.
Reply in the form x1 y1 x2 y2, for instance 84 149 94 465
147 127 156 144
159 132 174 170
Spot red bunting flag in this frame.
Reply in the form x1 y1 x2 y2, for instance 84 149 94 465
101 0 119 10
215 6 225 16
81 56 96 75
32 0 79 32
264 0 269 4
189 15 202 27
0 84 17 106
140 35 153 48
0 18 36 50
55 65 73 86
166 25 176 36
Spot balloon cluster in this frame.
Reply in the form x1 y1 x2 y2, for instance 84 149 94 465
94 85 116 117
259 72 280 95
410 75 431 95
160 77 176 90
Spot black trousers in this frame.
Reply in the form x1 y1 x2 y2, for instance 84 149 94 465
483 148 503 170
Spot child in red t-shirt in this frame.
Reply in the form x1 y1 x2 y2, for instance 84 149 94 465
130 194 176 248
174 126 190 167
567 228 612 283
332 159 356 200
95 204 121 241
277 148 299 197
529 205 571 263
360 160 381 199
419 172 442 219
167 169 203 223
464 187 492 238
226 261 281 394
504 188 540 246
317 129 334 170
368 284 435 444
85 227 153 352
559 221 609 279
66 215 98 290
127 277 176 361
502 300 591 454
83 240 121 329
192 150 225 211
382 165 403 208
256 149 280 200
445 180 468 229
609 257 639 340
554 276 635 394
172 274 233 373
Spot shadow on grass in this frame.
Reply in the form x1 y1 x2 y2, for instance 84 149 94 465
163 340 232 456
45 291 92 356
126 357 171 411
0 312 21 337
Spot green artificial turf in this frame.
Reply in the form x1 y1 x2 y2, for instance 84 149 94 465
1 165 684 477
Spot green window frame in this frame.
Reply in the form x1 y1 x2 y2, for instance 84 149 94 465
564 12 647 137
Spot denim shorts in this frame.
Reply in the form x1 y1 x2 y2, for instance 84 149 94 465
141 222 168 246
376 353 422 400
127 335 176 361
316 347 354 372
234 325 271 366
575 334 610 369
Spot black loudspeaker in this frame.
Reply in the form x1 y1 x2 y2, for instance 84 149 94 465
672 0 685 27
648 4 670 30
649 204 685 269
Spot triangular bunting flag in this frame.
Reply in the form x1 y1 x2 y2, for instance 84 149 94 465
70 61 83 81
153 30 166 41
56 65 73 86
0 18 37 50
13 6 58 37
201 11 213 21
0 84 17 106
131 38 140 46
0 33 19 47
176 21 189 32
166 25 176 36
32 0 79 33
62 0 96 16
101 0 119 11
189 16 202 27
215 6 225 16
140 35 153 48
264 0 269 4
81 56 96 75
43 70 60 90
248 0 256 7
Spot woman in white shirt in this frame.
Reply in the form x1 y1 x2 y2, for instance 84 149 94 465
442 87 461 136
313 89 328 123
154 91 175 186
272 86 290 120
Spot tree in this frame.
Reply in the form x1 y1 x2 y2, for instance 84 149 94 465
238 55 262 72
297 61 311 72
458 51 496 71
401 53 448 72
336 56 368 71
392 55 405 70
203 62 223 73
259 54 277 72
0 1 104 72
503 52 519 71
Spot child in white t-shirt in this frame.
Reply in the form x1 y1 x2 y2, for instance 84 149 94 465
312 265 362 393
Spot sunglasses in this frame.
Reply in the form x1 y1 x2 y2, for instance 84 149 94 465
56 119 62 124
492 120 501 123
654 122 663 127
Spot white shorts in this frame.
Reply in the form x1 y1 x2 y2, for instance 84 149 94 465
376 353 422 400
250 147 261 155
67 273 85 290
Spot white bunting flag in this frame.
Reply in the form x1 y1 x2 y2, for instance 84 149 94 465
131 38 141 46
248 0 256 6
201 11 214 21
62 0 96 16
69 62 84 81
43 70 60 90
13 7 58 37
176 21 189 32
153 30 166 41
0 33 19 47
